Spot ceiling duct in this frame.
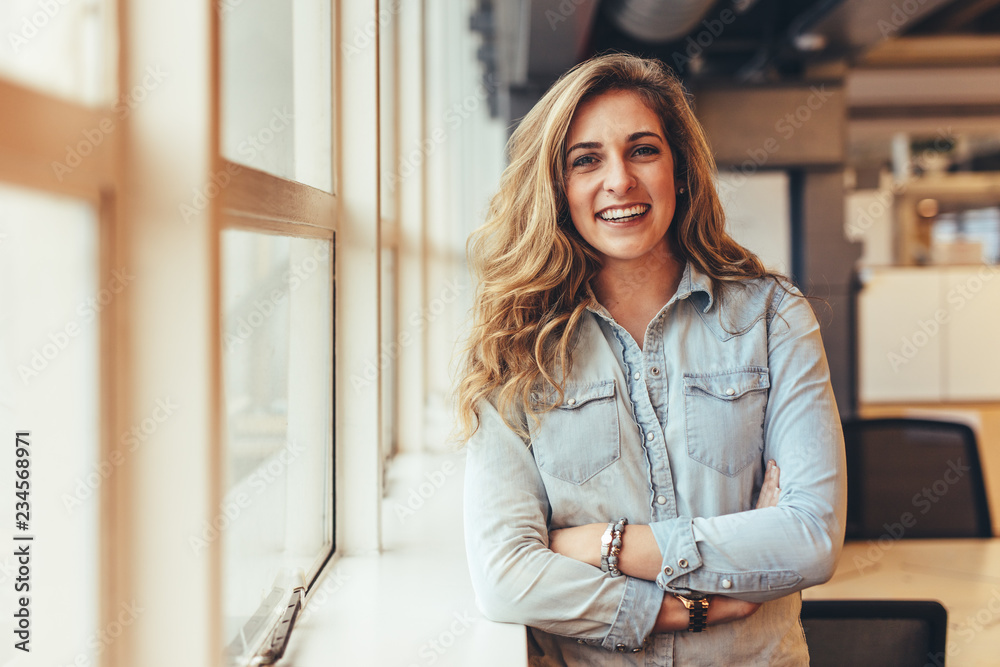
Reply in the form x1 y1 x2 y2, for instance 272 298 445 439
603 0 720 43
786 0 957 58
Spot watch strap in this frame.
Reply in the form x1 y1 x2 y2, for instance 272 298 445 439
673 593 709 632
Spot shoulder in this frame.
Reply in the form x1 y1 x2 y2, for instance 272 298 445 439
702 274 799 337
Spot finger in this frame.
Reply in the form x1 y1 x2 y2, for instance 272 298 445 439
755 461 781 509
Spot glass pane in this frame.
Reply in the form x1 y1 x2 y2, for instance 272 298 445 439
220 229 333 660
0 183 99 665
0 0 112 104
220 0 333 192
931 206 1000 265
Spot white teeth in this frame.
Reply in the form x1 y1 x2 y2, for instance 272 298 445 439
598 205 648 221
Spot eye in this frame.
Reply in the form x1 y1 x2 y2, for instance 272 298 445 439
570 155 597 168
633 145 659 157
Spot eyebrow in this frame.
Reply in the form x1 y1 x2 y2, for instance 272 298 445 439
565 131 664 156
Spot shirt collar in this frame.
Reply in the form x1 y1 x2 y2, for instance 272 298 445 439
584 260 715 317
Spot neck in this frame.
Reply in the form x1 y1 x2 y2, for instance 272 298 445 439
592 244 685 315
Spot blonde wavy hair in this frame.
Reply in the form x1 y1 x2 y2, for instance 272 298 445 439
456 53 770 440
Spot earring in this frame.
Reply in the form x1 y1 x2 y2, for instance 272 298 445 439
678 186 686 195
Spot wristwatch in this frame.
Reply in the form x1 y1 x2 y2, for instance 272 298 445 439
673 592 710 632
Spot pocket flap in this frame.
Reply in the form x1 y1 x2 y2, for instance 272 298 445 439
683 368 769 401
534 379 616 409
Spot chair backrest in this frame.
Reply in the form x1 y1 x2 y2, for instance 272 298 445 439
801 599 948 667
842 418 992 539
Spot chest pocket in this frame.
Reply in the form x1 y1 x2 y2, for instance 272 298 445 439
528 380 620 485
684 367 769 477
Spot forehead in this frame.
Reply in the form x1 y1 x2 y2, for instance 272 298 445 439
566 89 662 144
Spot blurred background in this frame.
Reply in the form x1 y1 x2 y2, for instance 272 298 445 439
1 0 999 665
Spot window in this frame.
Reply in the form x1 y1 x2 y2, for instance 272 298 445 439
220 0 332 192
931 206 1000 265
0 0 114 104
0 2 114 660
217 0 336 661
0 184 101 665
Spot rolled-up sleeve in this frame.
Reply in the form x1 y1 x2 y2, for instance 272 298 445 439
648 285 847 602
464 398 663 650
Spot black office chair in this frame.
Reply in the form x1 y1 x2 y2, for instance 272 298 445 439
801 599 948 667
842 418 992 540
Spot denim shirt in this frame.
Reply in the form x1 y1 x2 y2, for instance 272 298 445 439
463 262 847 666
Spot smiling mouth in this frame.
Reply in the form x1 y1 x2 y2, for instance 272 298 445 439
597 204 650 223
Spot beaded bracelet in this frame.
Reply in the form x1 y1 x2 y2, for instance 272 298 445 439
600 522 615 573
607 518 628 577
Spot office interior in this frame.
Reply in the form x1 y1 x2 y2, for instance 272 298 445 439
1 0 1000 665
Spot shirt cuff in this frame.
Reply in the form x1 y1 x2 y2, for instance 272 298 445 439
599 576 662 653
649 517 702 590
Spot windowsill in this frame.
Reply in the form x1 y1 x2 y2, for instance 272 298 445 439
278 452 528 666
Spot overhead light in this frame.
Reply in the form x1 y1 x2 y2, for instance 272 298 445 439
917 198 939 218
794 33 827 52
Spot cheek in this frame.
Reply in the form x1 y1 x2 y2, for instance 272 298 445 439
565 181 592 219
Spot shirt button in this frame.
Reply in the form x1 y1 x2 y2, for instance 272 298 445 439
577 639 586 644
616 643 626 652
722 579 732 589
725 387 736 396
646 432 654 441
678 558 689 568
650 366 660 376
633 371 641 380
656 495 667 505
663 565 673 576
566 398 576 405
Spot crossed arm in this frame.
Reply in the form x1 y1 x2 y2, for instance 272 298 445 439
548 460 783 631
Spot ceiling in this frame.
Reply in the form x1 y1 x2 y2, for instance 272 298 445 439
470 0 1000 169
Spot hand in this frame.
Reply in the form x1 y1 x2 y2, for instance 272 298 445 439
755 459 780 510
654 594 761 632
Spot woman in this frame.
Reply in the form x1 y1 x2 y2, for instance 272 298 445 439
457 53 846 665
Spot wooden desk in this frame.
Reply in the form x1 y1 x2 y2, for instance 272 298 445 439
803 539 1000 667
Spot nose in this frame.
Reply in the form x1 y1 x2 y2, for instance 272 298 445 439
603 156 636 195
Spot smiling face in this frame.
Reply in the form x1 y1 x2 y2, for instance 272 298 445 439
563 89 677 271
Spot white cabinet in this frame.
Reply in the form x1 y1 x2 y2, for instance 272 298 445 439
858 266 1000 402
